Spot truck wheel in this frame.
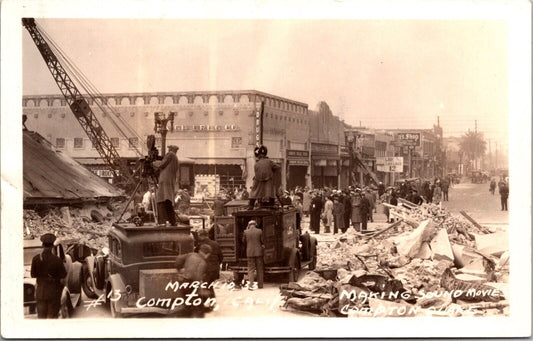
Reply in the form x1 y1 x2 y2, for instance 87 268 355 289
95 257 106 290
308 238 317 270
81 264 99 299
110 296 123 318
59 297 71 319
288 264 300 282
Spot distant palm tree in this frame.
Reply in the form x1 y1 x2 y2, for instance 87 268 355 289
459 131 486 169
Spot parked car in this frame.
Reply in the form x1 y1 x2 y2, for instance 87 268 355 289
23 238 84 318
83 223 195 317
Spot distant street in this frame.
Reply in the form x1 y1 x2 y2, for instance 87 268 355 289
442 179 509 225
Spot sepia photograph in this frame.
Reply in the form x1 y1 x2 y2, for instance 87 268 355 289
1 0 531 338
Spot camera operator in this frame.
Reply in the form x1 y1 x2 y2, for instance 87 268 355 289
153 145 179 225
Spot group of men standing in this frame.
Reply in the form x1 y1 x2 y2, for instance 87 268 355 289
309 187 376 234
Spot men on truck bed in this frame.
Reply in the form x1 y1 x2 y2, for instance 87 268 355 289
154 145 179 225
248 145 280 209
242 220 265 289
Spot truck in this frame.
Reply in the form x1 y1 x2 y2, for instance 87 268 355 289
214 202 317 283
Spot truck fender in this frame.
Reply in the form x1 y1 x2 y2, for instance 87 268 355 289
106 274 126 303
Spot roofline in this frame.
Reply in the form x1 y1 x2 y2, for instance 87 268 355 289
22 90 309 107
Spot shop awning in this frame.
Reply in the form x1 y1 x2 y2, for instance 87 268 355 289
192 158 245 166
311 155 340 160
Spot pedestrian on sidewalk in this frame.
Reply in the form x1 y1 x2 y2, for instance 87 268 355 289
323 196 334 234
489 179 496 195
332 195 345 234
364 188 375 222
499 181 509 211
351 189 362 232
441 178 450 201
432 182 442 205
310 191 323 234
342 189 352 233
359 192 371 232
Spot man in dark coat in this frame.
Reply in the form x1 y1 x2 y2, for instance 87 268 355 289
377 182 386 198
242 220 265 289
441 178 450 201
499 181 509 211
359 193 371 231
342 190 352 232
175 244 212 317
31 233 67 319
310 192 323 234
195 229 223 302
154 145 179 225
249 146 280 209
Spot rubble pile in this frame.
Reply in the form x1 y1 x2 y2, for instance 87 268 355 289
23 201 127 250
281 202 509 317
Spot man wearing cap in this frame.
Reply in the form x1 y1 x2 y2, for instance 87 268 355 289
175 244 212 317
195 230 223 287
31 233 67 318
154 145 179 225
242 220 265 289
249 146 280 209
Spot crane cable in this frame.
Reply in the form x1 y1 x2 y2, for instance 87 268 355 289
36 22 146 156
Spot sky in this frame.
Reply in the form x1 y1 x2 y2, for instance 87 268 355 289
22 18 509 148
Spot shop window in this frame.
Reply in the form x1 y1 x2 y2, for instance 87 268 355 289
111 138 120 148
128 137 138 149
74 138 84 149
56 138 65 149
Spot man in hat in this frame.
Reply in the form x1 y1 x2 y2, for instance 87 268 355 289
242 220 265 289
248 145 280 209
279 190 292 207
195 229 223 302
31 233 67 318
175 244 212 317
154 145 179 225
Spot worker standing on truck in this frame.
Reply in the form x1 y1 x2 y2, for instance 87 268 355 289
248 146 280 209
242 220 265 289
154 145 179 225
31 233 67 319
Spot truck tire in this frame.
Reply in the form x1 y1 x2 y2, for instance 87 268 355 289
287 249 300 282
81 264 99 299
95 257 106 290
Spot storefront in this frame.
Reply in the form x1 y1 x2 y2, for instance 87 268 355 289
286 150 309 190
192 157 246 194
311 143 339 189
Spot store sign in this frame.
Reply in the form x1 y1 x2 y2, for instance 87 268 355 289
288 159 309 166
395 132 421 147
95 169 114 178
376 157 403 173
287 150 309 158
174 124 239 132
311 143 338 154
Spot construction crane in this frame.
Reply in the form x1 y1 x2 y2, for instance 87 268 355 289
22 18 138 184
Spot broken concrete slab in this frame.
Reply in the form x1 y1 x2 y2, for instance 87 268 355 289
415 242 433 259
474 231 508 257
451 244 483 268
393 219 437 258
430 228 454 262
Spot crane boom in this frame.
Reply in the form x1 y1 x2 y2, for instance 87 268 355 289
22 18 133 183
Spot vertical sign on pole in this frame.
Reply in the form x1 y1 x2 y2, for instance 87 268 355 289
255 101 264 147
